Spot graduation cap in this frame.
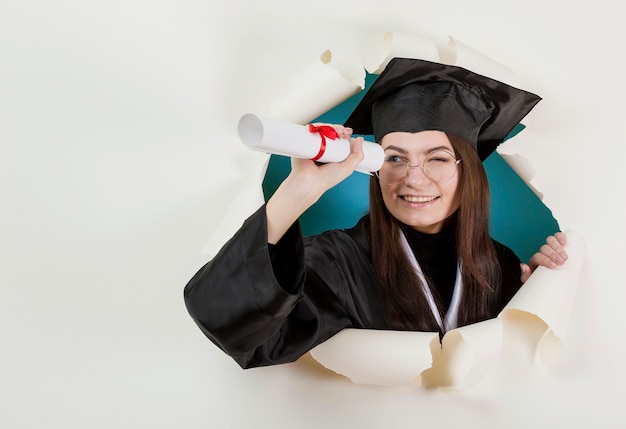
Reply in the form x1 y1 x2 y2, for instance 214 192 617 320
344 58 542 160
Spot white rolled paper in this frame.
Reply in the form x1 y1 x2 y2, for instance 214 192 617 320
237 113 384 174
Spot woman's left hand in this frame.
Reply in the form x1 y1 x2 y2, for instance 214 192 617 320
520 232 568 283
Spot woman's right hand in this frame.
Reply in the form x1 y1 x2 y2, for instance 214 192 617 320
266 124 364 244
288 124 364 200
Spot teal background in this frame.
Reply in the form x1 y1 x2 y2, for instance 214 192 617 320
262 73 560 262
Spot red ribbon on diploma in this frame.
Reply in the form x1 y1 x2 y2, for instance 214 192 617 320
308 124 339 161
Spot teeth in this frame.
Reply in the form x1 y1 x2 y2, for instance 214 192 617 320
403 195 438 203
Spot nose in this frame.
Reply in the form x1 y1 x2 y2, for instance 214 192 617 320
404 164 431 185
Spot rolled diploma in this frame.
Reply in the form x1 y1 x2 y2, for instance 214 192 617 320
238 114 384 174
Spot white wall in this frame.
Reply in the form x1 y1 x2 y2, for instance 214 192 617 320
1 1 624 427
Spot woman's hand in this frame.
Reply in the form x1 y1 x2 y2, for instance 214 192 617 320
520 232 568 283
266 124 364 244
288 124 364 200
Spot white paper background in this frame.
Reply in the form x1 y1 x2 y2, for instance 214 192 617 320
1 1 624 428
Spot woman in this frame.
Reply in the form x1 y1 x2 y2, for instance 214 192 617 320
184 58 567 368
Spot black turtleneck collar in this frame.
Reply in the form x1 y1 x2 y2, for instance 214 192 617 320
399 215 458 311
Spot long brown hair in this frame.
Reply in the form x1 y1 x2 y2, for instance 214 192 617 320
366 133 501 331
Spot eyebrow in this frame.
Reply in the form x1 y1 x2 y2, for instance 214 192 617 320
384 145 454 155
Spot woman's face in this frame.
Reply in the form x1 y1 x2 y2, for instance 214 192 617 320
379 130 461 234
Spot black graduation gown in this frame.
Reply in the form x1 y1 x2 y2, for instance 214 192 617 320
184 205 522 369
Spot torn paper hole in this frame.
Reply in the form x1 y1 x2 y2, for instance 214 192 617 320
201 31 585 389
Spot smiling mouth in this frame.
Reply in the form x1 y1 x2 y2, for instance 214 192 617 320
402 195 439 203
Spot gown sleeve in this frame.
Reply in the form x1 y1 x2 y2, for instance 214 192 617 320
183 205 357 369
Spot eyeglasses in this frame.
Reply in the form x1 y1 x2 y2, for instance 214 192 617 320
375 150 462 185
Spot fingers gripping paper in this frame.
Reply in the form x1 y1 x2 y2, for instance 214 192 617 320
310 230 585 390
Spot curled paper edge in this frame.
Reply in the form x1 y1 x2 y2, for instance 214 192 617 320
502 229 585 339
369 31 440 74
447 36 523 88
499 309 564 369
499 153 544 199
309 328 437 387
418 318 503 390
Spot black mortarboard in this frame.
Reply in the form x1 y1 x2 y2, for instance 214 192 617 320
344 58 541 160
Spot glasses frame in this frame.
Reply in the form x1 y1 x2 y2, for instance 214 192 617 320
375 153 462 185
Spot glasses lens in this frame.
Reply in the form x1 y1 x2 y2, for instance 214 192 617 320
376 158 407 184
423 152 458 181
376 151 458 184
